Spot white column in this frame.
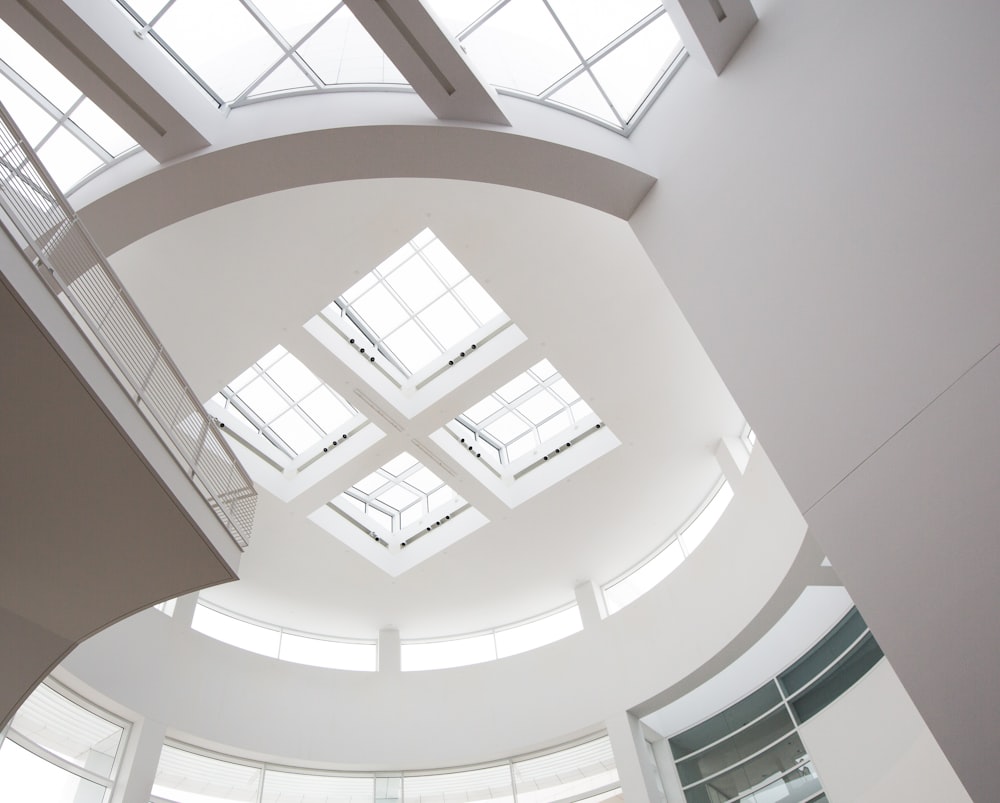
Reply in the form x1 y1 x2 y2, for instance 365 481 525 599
606 710 663 803
715 436 749 486
651 737 687 803
379 627 401 673
170 592 199 630
110 716 167 803
574 580 607 629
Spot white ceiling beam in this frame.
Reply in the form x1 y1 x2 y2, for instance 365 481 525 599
663 0 758 76
2 0 220 162
342 0 510 126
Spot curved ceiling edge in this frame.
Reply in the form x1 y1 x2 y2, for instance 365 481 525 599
77 125 656 258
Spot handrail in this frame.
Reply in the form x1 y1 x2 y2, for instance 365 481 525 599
0 102 256 547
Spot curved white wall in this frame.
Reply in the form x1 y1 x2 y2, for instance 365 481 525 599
61 448 818 769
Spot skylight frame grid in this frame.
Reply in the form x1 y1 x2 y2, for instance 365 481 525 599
338 452 460 539
454 360 594 468
434 0 683 133
0 21 139 191
327 229 507 381
114 0 408 108
214 345 362 460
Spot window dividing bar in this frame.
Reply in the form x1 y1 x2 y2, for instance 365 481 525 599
454 0 513 42
229 0 337 103
779 627 874 702
538 0 626 129
3 730 117 790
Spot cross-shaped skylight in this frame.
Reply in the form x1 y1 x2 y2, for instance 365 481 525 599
325 228 507 379
212 345 360 459
337 452 461 541
454 359 595 467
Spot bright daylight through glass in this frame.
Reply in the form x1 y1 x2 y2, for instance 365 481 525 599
326 228 506 379
337 452 460 540
212 345 359 459
426 0 683 127
0 19 137 191
114 0 406 104
453 359 595 466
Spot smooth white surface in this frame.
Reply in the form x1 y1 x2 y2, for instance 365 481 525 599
799 660 973 802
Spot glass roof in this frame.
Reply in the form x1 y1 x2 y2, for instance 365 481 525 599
212 345 361 459
455 359 595 467
426 0 683 128
0 19 137 191
325 228 507 380
115 0 407 105
338 452 460 540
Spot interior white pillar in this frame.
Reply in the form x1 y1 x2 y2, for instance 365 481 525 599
662 0 758 75
574 580 607 628
109 716 166 803
651 737 687 802
170 593 199 630
606 710 662 803
379 627 401 673
715 436 749 486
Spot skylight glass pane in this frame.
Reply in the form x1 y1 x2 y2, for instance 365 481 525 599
506 431 536 462
420 293 476 349
239 377 288 422
153 0 283 101
495 606 582 658
461 0 580 94
267 351 321 398
518 390 562 425
401 634 497 671
591 13 681 122
546 0 659 58
328 229 508 379
251 0 332 44
192 604 280 658
548 71 617 124
262 770 374 802
11 683 123 772
353 283 409 334
69 98 137 156
298 6 406 85
550 377 579 403
486 411 531 444
464 395 503 424
383 320 440 375
122 0 170 22
496 373 536 404
424 0 499 36
385 255 446 311
338 453 460 538
454 276 503 322
536 410 572 443
0 74 55 146
154 745 262 803
0 20 80 111
678 481 734 554
270 409 321 454
248 57 314 97
278 634 377 671
383 452 418 476
36 127 102 189
299 386 353 432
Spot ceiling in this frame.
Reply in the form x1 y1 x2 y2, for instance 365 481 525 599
108 176 745 639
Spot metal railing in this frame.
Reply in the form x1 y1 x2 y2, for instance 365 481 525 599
0 102 255 548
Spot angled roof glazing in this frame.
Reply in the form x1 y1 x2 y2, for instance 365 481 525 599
426 0 683 129
0 19 137 191
114 0 407 105
337 452 461 541
324 228 507 380
212 345 362 460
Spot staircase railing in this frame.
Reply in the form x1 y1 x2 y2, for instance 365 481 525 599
0 102 255 548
